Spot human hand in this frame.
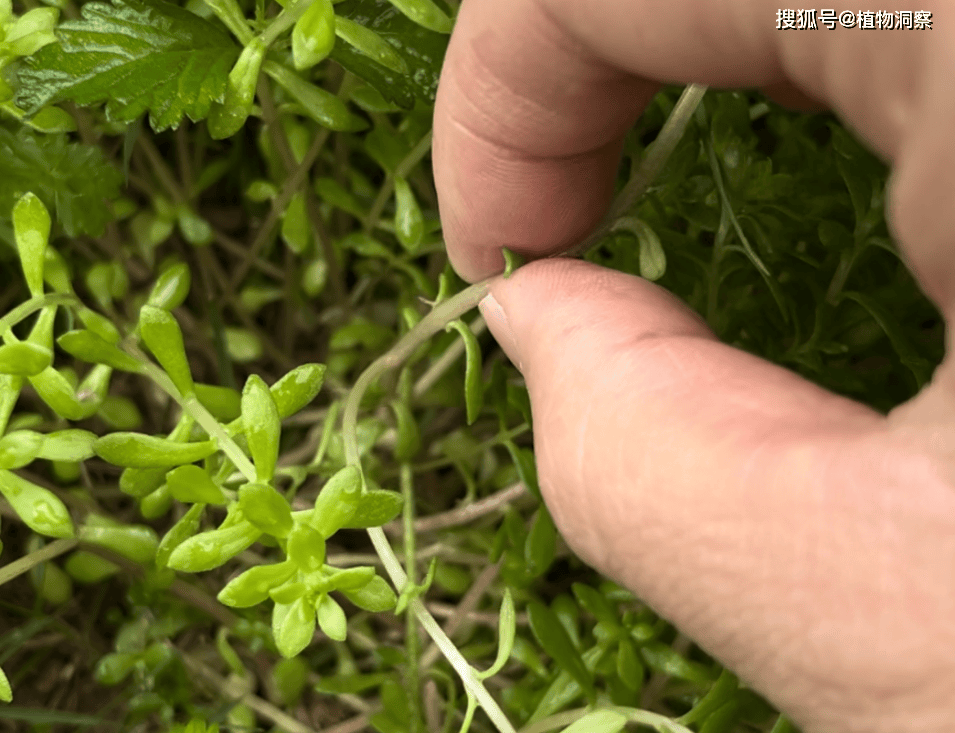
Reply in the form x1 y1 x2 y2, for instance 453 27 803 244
432 2 955 732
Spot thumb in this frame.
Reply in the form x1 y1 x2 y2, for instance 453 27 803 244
476 258 955 731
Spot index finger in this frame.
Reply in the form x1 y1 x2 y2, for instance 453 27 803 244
433 1 955 312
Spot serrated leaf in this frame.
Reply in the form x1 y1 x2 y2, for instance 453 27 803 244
329 0 449 109
0 129 122 237
14 0 240 132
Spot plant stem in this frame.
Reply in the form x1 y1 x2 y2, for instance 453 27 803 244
555 83 708 260
0 294 76 336
516 705 695 733
341 83 709 733
0 538 79 588
121 341 258 483
401 462 423 733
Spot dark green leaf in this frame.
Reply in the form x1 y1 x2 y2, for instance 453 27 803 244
0 129 122 237
524 507 556 578
329 0 450 108
526 600 593 698
14 0 240 132
640 641 716 684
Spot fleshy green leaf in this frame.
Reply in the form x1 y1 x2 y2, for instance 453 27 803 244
13 192 50 297
560 710 627 733
315 593 347 641
217 560 297 608
444 319 483 425
146 262 191 310
334 15 407 74
274 596 315 658
310 465 361 537
340 488 403 529
57 330 143 372
476 589 515 680
383 0 451 33
139 305 195 397
239 481 293 537
0 468 75 538
166 464 226 505
286 522 326 572
155 502 204 569
0 664 12 703
341 573 396 612
293 0 336 71
393 175 424 252
616 638 644 692
94 433 217 468
0 342 51 376
79 520 159 563
166 519 262 572
262 60 366 132
242 375 281 482
525 506 556 578
37 429 97 462
14 0 241 132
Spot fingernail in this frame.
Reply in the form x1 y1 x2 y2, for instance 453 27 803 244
479 292 522 371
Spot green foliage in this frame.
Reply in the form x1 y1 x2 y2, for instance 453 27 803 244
0 1 935 730
14 0 240 131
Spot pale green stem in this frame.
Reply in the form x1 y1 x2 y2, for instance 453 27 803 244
517 705 695 733
203 0 253 44
343 83 708 733
364 130 434 234
0 293 76 336
555 83 708 260
0 537 79 587
122 341 257 483
259 0 314 47
401 463 423 733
